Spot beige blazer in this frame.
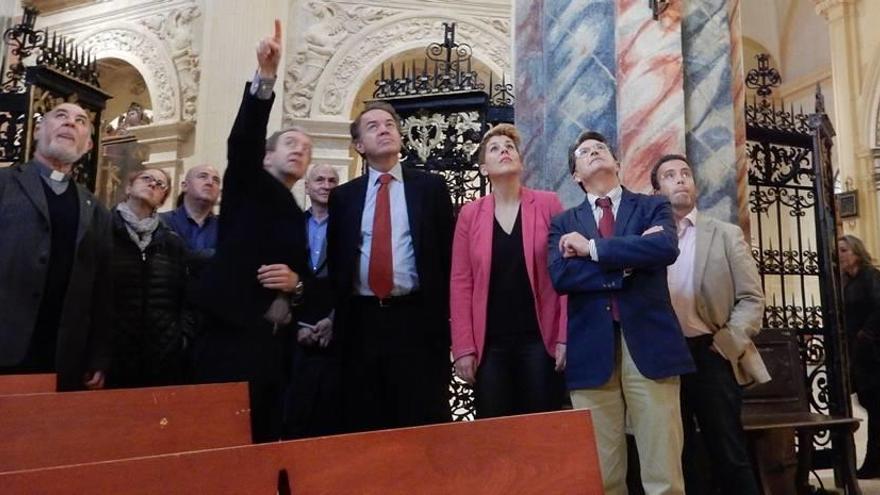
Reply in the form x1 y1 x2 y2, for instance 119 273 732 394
694 213 771 386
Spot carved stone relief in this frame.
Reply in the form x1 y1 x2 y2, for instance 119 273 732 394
285 0 510 120
78 27 180 121
139 5 202 122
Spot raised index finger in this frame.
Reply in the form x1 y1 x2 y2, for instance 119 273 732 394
273 19 281 43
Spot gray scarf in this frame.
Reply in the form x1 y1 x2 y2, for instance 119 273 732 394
116 202 160 252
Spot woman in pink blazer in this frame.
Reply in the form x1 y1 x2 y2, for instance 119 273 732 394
450 124 567 418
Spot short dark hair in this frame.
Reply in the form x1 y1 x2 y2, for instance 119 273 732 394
350 101 402 142
266 126 309 152
650 154 692 191
568 130 616 174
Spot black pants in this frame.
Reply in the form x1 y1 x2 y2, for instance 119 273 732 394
680 335 759 495
858 390 880 471
192 315 289 443
342 296 451 433
283 344 343 439
474 337 562 418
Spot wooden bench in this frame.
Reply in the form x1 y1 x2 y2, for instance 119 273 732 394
0 409 603 494
742 328 860 495
0 382 252 472
0 373 55 395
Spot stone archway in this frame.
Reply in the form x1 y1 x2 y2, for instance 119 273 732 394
284 6 511 121
78 24 181 122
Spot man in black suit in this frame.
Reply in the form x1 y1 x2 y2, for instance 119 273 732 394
327 101 454 432
191 20 310 443
0 101 112 391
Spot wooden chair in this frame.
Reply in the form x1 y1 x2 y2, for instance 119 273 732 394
0 382 252 472
742 328 860 495
0 409 603 494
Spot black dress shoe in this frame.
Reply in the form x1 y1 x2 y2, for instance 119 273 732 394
857 465 880 479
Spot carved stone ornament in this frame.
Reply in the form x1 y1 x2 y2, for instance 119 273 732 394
284 1 510 119
79 27 180 121
813 0 854 19
139 5 202 122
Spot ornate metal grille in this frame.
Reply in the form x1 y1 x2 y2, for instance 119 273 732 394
744 54 855 472
371 23 515 421
1 7 108 191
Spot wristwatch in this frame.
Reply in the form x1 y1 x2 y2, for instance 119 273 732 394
289 280 305 307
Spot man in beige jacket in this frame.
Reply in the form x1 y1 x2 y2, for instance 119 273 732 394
653 154 769 495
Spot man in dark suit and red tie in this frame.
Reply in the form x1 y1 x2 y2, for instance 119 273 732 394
548 131 694 495
327 101 455 432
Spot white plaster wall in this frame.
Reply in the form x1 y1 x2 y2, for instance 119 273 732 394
191 0 289 172
741 0 783 64
780 1 830 83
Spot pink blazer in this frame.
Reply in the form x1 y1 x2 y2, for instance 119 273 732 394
450 188 567 364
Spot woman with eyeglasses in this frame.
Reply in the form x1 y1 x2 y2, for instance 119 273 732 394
450 124 567 418
107 169 195 388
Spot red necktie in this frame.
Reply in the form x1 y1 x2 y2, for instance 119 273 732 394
596 197 620 321
368 174 394 299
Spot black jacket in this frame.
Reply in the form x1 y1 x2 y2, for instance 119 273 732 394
108 210 194 387
327 166 454 349
0 162 113 391
192 85 310 330
843 265 880 394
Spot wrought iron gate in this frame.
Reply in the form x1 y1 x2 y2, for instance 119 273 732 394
743 54 856 482
1 7 109 190
372 23 514 421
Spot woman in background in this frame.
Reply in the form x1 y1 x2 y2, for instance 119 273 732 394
839 234 880 479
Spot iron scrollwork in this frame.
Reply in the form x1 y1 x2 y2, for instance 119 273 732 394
745 54 855 475
2 6 45 92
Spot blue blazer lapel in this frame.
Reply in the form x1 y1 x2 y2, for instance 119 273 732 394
573 197 599 239
614 188 638 236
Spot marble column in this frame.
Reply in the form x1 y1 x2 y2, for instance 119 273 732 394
815 0 880 254
515 0 745 224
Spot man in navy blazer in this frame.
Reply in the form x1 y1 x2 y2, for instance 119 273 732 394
548 131 694 495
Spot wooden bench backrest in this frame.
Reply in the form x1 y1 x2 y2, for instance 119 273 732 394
0 382 251 472
0 373 56 395
0 409 603 495
743 328 810 417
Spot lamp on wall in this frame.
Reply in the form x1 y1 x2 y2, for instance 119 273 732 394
650 0 670 20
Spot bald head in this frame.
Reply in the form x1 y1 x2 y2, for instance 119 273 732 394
182 164 221 206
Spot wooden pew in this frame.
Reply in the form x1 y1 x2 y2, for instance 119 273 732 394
0 382 251 472
0 373 55 395
0 409 603 494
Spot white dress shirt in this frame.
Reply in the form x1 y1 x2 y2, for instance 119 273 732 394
585 185 622 261
355 164 419 296
667 209 712 337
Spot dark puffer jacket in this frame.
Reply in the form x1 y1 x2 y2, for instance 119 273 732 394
108 209 195 387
